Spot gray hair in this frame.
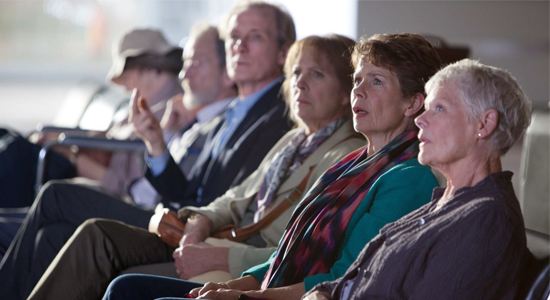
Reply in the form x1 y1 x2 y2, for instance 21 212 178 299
426 58 532 155
189 22 226 67
219 0 296 49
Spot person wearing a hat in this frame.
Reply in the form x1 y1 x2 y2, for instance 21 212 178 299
25 28 186 196
76 28 185 196
0 28 189 300
0 29 185 211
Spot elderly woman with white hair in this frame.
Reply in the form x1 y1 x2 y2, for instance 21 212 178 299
304 58 532 300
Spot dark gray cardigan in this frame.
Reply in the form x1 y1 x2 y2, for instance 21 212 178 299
312 171 528 300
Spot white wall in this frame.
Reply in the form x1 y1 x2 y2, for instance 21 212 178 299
279 0 357 40
356 0 549 109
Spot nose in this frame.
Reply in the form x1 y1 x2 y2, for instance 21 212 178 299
295 74 307 91
232 38 245 52
180 63 196 81
415 111 427 129
352 83 365 100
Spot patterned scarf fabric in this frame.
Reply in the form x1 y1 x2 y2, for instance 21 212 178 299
261 130 419 288
254 119 344 222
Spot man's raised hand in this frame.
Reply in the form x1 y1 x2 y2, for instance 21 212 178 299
128 88 166 157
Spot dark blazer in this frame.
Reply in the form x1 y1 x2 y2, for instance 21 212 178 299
146 81 292 209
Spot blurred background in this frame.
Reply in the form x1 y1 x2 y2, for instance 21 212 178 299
0 0 548 231
0 0 358 134
0 0 547 133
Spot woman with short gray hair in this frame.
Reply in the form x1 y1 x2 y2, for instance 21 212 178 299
304 58 532 300
425 58 531 155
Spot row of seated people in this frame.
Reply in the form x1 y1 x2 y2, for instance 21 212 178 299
0 27 210 257
0 28 185 210
0 28 186 256
0 1 538 300
0 1 307 298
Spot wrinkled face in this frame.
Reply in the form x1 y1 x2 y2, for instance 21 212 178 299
225 7 286 89
180 32 225 110
351 60 410 138
290 47 349 132
415 81 477 169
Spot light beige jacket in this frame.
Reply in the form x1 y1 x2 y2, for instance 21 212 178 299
179 119 364 277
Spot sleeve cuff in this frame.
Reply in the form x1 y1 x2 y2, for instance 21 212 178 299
129 177 160 208
146 149 170 177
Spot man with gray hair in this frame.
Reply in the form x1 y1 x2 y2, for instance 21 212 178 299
129 23 237 207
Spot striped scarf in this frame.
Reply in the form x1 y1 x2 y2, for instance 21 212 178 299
261 130 419 288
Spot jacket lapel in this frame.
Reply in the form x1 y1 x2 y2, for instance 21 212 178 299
187 115 226 178
221 81 284 152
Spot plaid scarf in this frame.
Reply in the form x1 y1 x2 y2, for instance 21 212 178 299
262 130 419 288
254 119 343 222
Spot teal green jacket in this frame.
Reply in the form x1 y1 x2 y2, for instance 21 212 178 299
242 158 439 291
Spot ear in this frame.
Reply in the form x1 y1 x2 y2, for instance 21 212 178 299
404 93 425 117
476 109 499 139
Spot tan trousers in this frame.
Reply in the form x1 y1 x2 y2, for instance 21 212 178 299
27 218 174 300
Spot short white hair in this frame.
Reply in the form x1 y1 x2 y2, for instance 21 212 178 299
426 59 532 155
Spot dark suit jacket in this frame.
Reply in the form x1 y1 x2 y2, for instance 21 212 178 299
146 81 292 209
0 128 75 208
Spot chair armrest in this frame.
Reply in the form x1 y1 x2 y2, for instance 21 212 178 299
35 135 146 193
35 125 104 136
28 125 104 144
36 125 83 133
57 134 145 152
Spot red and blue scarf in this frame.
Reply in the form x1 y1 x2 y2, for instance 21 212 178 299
261 130 420 288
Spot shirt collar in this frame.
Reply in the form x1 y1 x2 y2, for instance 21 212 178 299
429 171 514 207
195 98 232 124
227 76 284 114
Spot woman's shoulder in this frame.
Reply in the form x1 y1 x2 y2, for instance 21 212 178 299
328 134 365 153
263 128 304 157
371 158 439 196
315 122 365 164
384 158 434 178
439 192 526 256
431 173 525 247
454 172 521 218
328 119 365 148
